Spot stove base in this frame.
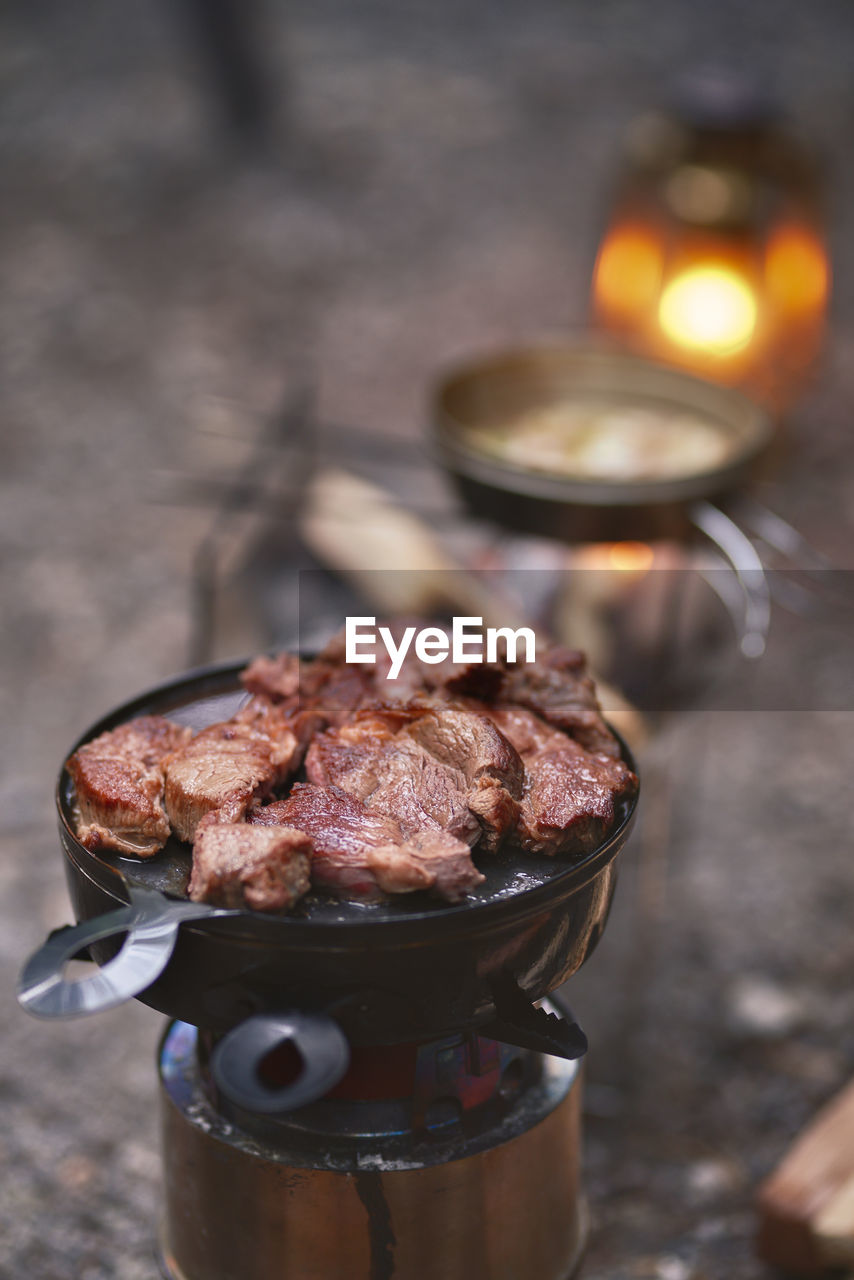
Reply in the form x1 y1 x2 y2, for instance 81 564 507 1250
158 1021 586 1280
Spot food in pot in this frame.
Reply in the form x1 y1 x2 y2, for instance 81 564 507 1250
188 817 311 912
253 784 483 903
306 703 518 851
487 705 636 857
494 645 622 759
463 399 731 483
163 696 303 842
66 631 637 912
68 715 191 856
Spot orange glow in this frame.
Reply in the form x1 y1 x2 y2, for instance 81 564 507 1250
575 541 656 575
765 225 829 314
593 225 663 318
658 265 757 355
607 541 656 573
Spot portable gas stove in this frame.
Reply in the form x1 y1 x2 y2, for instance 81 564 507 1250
18 662 637 1280
158 1013 584 1280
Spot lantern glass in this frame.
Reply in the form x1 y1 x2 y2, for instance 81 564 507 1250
590 76 829 411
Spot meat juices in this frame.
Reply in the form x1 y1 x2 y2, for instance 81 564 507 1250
67 716 191 856
253 784 484 903
164 697 302 842
189 818 311 911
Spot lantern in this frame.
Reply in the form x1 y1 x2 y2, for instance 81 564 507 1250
591 72 830 412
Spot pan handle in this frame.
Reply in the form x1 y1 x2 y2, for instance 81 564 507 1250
691 500 771 659
211 1012 351 1115
17 888 222 1019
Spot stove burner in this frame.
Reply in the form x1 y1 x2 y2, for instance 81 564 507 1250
158 1013 587 1280
194 1023 543 1157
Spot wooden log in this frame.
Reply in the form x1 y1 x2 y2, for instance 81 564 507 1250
757 1077 854 1274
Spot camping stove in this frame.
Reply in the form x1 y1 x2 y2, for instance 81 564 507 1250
18 662 635 1280
158 1009 585 1280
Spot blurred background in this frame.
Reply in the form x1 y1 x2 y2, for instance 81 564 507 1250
3 2 854 1277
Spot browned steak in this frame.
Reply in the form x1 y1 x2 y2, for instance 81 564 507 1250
240 652 302 701
488 705 637 856
402 703 523 790
296 634 376 725
67 716 191 857
365 738 483 846
242 641 375 732
304 709 395 800
306 698 526 852
188 818 311 911
233 694 311 766
164 699 302 842
357 624 620 759
254 783 483 903
466 778 521 848
499 647 620 759
305 706 484 848
399 702 523 850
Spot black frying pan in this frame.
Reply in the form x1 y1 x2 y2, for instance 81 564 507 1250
18 660 637 1112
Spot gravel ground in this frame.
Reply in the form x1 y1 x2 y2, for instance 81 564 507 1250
2 3 854 1278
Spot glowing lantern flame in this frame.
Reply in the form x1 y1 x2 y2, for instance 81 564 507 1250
593 227 663 318
658 266 757 356
765 226 829 314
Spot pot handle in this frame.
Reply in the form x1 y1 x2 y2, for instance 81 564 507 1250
17 888 221 1019
211 1011 351 1114
691 500 771 659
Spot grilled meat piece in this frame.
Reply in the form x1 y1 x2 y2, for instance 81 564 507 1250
303 662 374 726
254 783 483 903
499 647 620 759
489 705 637 856
366 737 483 846
189 818 311 911
304 698 526 851
68 716 191 857
466 777 521 848
242 643 375 731
307 717 481 847
402 704 522 791
233 693 312 761
240 652 301 702
399 703 523 850
164 698 301 842
304 709 394 799
346 622 620 759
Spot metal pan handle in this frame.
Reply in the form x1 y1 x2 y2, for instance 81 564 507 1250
211 1012 351 1115
691 500 771 659
17 888 223 1019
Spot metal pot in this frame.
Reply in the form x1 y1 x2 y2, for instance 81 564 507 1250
433 342 775 543
432 342 786 659
18 661 637 1111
